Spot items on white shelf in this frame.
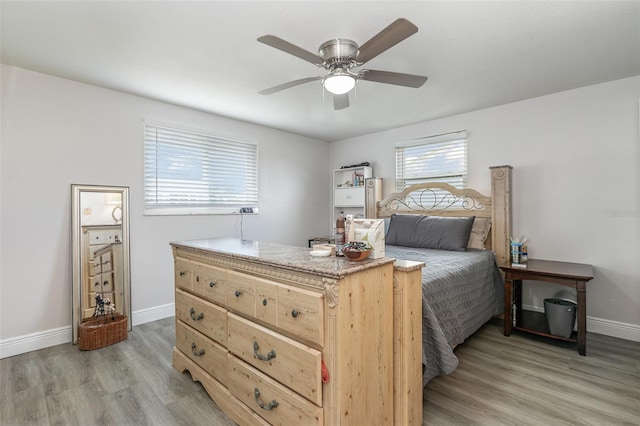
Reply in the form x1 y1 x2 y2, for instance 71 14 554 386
351 171 365 187
332 166 379 235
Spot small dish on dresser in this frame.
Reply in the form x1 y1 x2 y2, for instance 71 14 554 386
310 250 331 257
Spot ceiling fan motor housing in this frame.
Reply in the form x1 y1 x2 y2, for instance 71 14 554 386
318 39 359 68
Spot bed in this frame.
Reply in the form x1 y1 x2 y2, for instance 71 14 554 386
385 246 503 385
367 165 513 387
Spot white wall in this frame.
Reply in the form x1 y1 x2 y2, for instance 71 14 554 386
0 65 330 352
330 77 639 340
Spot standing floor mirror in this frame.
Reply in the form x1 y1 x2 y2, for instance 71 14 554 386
71 185 131 344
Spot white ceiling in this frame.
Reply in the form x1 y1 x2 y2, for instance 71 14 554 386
2 1 639 142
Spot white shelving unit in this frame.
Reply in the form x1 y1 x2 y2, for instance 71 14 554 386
332 166 372 234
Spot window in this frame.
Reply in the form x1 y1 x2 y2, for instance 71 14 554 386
395 130 467 192
144 121 258 215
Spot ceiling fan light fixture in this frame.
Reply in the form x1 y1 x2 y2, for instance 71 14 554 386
323 72 356 95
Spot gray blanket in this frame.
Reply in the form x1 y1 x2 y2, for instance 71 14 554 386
385 245 504 385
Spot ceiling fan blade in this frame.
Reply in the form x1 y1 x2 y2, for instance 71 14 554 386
359 70 428 88
259 76 322 95
333 94 349 110
258 35 322 66
356 18 418 64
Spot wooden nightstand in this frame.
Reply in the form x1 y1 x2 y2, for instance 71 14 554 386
501 259 594 355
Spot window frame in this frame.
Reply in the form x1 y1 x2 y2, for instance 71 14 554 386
395 130 468 193
143 120 258 216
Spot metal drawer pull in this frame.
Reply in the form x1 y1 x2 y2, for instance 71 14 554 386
179 271 186 277
189 308 204 321
263 298 267 306
209 281 216 288
253 341 276 361
254 388 278 411
235 290 241 297
191 343 205 357
196 276 200 282
291 309 299 318
103 281 109 286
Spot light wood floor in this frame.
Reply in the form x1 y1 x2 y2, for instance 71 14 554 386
1 317 638 425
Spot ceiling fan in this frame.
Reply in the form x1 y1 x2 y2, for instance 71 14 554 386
257 18 428 110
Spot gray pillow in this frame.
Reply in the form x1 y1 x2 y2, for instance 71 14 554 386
383 217 391 236
386 214 475 251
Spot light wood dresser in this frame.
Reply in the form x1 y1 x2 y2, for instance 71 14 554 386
171 238 423 426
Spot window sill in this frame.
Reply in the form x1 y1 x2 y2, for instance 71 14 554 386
144 207 258 216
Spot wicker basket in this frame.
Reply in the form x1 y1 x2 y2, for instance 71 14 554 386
79 314 128 351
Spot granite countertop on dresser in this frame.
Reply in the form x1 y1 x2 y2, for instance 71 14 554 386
170 237 399 280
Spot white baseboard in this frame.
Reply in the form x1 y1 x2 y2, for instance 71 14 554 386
522 303 640 342
0 303 175 359
0 325 72 359
131 303 175 326
587 316 640 342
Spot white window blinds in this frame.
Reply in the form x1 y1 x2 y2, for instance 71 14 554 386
144 122 258 215
395 131 468 192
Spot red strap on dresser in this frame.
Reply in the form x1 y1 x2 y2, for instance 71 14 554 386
321 359 330 383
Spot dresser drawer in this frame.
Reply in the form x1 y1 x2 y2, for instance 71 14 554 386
88 275 101 293
334 187 364 206
193 263 227 306
227 313 322 406
87 230 108 245
88 258 101 275
86 272 113 293
175 258 193 291
226 270 256 317
176 289 227 346
277 284 323 346
100 252 113 272
227 355 322 426
254 278 277 325
225 271 322 345
226 272 279 326
176 320 228 385
100 272 113 293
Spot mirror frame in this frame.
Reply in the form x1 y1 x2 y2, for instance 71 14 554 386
71 184 131 344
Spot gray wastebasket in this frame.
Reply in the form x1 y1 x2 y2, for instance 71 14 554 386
544 298 577 338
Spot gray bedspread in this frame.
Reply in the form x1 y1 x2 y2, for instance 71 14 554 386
385 245 504 386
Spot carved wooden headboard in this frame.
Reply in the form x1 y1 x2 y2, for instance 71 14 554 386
368 165 512 267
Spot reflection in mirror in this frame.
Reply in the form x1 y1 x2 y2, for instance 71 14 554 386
71 185 131 344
